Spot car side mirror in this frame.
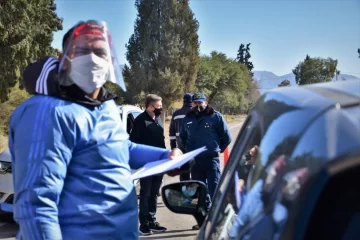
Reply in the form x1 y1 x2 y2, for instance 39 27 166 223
161 180 208 227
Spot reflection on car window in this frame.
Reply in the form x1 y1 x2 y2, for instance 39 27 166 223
207 120 262 240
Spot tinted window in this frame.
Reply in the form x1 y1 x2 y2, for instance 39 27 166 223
205 117 262 240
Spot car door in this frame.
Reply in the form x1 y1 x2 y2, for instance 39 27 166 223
197 113 264 240
126 111 142 134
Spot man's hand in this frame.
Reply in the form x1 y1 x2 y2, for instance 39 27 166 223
168 148 183 160
167 148 185 177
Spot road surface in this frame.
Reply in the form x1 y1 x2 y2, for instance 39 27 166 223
0 117 245 240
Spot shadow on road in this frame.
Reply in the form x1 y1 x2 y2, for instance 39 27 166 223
140 233 197 239
162 229 197 234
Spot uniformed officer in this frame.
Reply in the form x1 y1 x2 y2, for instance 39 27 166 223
180 92 232 229
169 93 194 181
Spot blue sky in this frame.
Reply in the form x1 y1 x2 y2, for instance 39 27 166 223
52 0 360 77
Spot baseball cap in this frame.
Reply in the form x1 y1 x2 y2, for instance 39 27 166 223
192 92 206 102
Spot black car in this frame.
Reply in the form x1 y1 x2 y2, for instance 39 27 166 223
162 80 360 240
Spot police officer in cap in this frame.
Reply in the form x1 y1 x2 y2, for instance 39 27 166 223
180 92 232 229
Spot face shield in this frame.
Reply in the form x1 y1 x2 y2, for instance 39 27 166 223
58 20 126 92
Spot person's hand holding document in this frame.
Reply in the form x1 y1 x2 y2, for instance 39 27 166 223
167 148 186 177
131 146 207 180
168 148 183 159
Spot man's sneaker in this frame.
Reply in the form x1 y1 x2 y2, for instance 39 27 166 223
149 222 167 233
139 224 153 235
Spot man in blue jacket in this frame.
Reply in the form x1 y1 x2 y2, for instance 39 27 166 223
180 92 232 225
9 20 182 240
169 93 194 181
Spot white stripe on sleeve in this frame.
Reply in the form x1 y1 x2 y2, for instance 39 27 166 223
36 58 58 94
174 114 186 120
169 136 176 140
43 65 57 95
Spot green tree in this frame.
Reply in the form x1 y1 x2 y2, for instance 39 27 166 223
123 0 200 111
236 44 245 64
244 43 254 74
196 51 249 104
292 55 338 85
236 43 254 76
0 0 63 102
247 80 261 109
278 79 291 87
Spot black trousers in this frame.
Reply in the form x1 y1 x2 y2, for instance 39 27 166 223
138 174 164 225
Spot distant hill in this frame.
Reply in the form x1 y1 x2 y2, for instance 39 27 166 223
253 71 360 94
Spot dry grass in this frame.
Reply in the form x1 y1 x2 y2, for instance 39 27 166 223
0 134 8 152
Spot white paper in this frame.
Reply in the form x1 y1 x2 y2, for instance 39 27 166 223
131 146 207 180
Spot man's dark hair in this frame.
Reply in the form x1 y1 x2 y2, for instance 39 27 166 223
61 20 100 50
145 94 162 108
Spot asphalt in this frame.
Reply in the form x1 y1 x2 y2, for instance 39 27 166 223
0 117 245 240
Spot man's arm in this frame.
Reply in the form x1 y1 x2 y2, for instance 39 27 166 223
217 114 232 153
169 113 177 149
128 141 171 169
129 115 144 144
9 106 72 240
23 56 60 96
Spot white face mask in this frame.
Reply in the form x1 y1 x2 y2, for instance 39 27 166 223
67 54 110 93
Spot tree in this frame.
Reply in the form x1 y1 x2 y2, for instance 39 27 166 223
292 55 338 85
123 0 200 113
246 80 261 111
236 44 245 64
278 79 291 87
244 43 254 74
0 0 63 102
335 70 340 81
196 51 249 104
358 48 360 58
236 43 254 76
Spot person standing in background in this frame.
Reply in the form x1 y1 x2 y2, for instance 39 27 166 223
180 92 232 229
169 93 194 181
130 94 168 235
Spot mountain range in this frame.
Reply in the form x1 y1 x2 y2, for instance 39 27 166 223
253 71 360 94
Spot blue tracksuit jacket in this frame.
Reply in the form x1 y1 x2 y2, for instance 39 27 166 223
9 95 170 240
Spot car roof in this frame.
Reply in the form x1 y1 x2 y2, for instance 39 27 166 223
253 79 360 130
118 105 142 113
0 147 11 162
252 80 360 168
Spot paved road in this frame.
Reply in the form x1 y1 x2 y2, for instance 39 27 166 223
0 117 245 240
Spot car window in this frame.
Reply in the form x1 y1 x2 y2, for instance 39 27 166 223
204 116 263 240
132 111 141 119
126 112 135 134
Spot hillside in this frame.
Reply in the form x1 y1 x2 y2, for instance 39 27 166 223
253 71 360 94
